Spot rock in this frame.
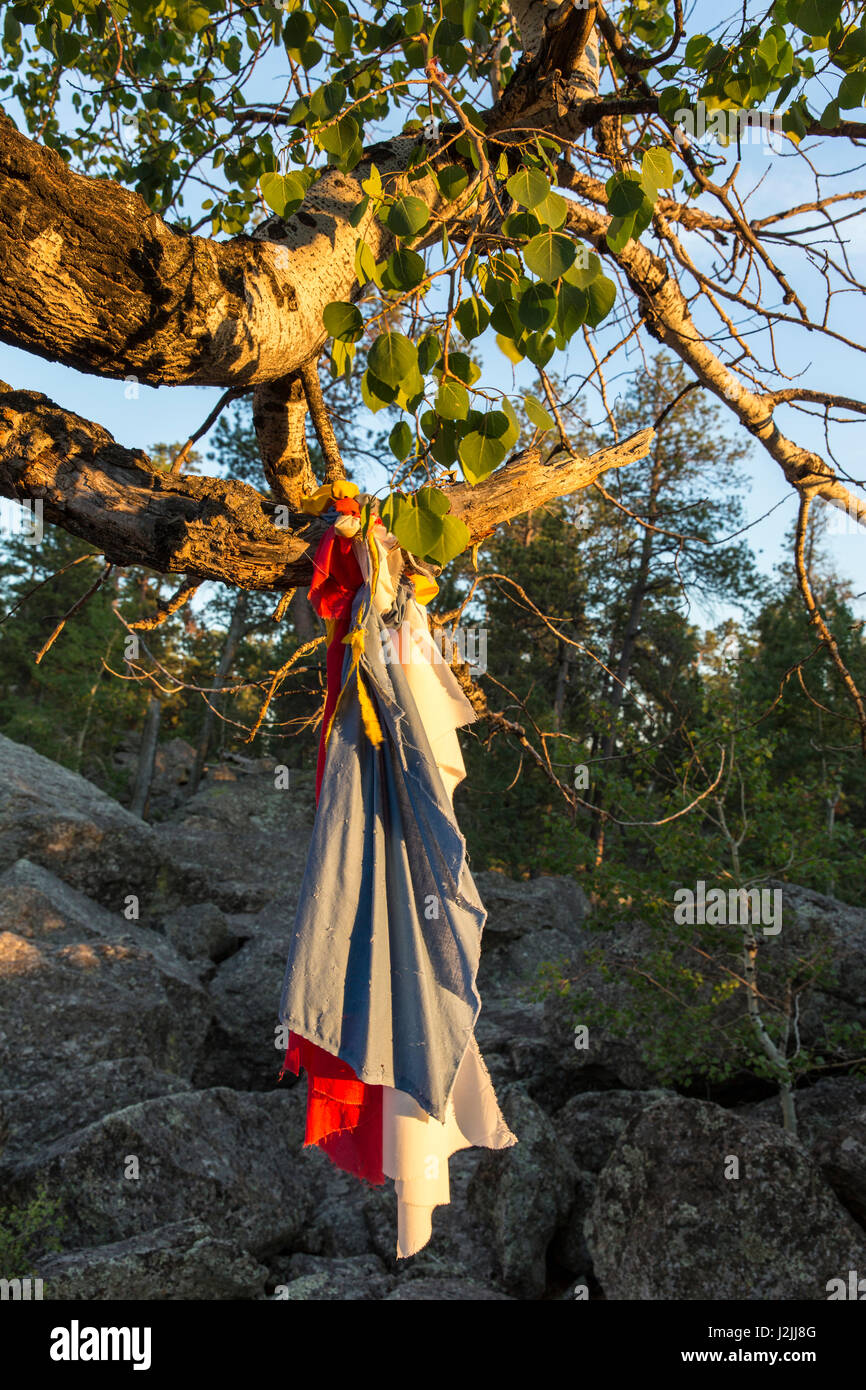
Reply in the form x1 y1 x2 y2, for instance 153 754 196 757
161 901 241 963
468 1085 577 1299
736 1076 866 1225
271 1253 391 1301
738 1077 866 1147
383 1277 513 1300
7 1088 315 1257
770 883 866 1040
195 898 299 1091
550 1089 672 1277
553 1088 673 1173
813 1107 866 1226
0 733 208 914
151 764 315 917
474 870 589 998
586 1095 866 1299
0 861 212 1090
541 975 658 1095
36 1220 269 1300
0 1059 192 1166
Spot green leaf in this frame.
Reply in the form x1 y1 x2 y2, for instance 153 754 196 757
522 331 556 369
518 282 557 331
641 147 674 198
584 275 617 328
389 421 414 461
490 298 523 341
496 333 524 365
838 71 866 109
523 231 577 281
462 0 479 40
447 352 481 385
323 300 363 341
379 491 469 565
606 173 647 217
416 485 450 516
310 81 346 120
437 164 470 199
318 115 359 157
382 247 426 291
354 238 376 286
458 429 507 484
500 397 521 450
368 332 418 388
534 190 567 230
479 410 510 438
418 334 442 373
405 5 425 35
502 210 542 241
333 14 353 52
564 252 601 288
435 379 470 420
380 493 441 558
557 281 588 338
523 394 554 432
455 296 490 340
794 0 843 37
506 167 550 209
429 420 460 465
260 172 306 218
606 214 635 254
428 512 471 565
282 12 311 50
385 194 430 238
361 370 397 412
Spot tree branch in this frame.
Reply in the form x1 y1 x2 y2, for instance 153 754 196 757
0 381 653 589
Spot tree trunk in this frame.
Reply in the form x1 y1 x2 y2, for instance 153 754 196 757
188 591 249 797
129 695 162 820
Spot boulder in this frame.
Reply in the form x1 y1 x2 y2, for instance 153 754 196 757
195 897 300 1092
812 1107 866 1226
0 860 212 1090
161 901 242 963
7 1088 314 1257
270 1253 392 1301
36 1219 269 1300
468 1084 577 1299
586 1095 866 1299
0 1058 192 1166
151 763 315 917
550 1088 672 1277
383 1277 512 1300
0 733 208 914
474 870 589 997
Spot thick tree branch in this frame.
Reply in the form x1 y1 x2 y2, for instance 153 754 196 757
0 382 652 589
0 113 428 388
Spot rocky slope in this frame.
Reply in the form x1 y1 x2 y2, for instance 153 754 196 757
0 731 864 1301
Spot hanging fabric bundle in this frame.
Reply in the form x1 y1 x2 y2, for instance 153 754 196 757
278 481 516 1258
